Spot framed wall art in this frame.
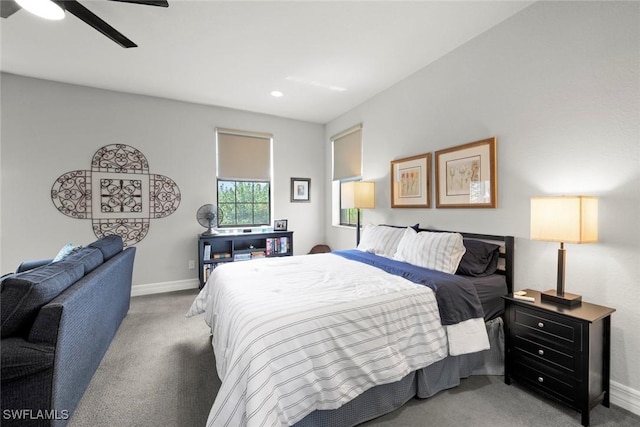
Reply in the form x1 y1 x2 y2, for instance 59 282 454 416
390 152 432 208
290 177 310 202
435 137 497 208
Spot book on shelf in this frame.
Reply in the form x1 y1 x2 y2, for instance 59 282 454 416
213 252 231 259
266 237 290 255
203 244 211 261
203 264 212 284
234 253 252 261
280 237 289 253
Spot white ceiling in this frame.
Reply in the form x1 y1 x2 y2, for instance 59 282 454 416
0 0 533 124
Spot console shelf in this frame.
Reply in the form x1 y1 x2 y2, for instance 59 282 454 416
198 231 293 288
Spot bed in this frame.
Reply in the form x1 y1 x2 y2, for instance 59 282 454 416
187 225 514 427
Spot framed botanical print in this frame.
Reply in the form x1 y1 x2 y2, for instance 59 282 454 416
435 137 497 208
390 153 431 208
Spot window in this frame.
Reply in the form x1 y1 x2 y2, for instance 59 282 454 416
340 197 358 226
216 128 272 228
331 125 362 226
217 180 270 226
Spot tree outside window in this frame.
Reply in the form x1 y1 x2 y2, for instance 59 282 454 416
217 180 270 227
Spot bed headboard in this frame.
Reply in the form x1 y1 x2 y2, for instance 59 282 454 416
417 228 515 294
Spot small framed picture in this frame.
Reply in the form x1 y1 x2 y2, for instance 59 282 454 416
274 219 288 231
290 177 310 202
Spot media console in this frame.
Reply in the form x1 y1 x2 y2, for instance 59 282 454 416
198 231 293 288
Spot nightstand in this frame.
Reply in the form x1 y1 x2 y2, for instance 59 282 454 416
503 289 615 427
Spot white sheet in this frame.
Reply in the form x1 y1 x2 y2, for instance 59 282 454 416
187 253 488 427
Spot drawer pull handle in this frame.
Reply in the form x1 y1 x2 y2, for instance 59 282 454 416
538 377 544 383
538 349 544 356
537 322 544 328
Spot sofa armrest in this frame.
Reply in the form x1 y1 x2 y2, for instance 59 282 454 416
1 337 55 381
16 259 53 273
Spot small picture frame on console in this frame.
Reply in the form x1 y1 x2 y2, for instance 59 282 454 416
274 219 288 231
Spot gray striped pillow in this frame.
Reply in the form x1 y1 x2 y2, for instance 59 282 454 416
393 227 466 274
356 224 407 258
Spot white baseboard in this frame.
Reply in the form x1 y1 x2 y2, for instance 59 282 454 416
611 380 640 416
131 278 199 297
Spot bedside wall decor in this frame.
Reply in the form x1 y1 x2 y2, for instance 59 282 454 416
391 153 431 208
435 137 497 208
51 144 181 246
290 177 310 202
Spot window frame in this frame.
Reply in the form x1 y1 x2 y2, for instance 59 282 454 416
215 128 273 230
331 124 363 228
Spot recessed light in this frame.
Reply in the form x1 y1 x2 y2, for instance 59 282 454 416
285 76 346 92
271 90 284 98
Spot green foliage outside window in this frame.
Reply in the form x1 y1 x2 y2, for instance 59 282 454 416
340 208 358 226
217 180 270 227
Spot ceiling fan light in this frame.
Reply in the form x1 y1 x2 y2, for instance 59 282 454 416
16 0 65 20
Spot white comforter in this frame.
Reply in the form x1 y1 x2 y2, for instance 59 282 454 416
187 253 488 427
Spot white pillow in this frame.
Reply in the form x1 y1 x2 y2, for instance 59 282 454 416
393 228 466 274
52 243 82 262
356 225 407 258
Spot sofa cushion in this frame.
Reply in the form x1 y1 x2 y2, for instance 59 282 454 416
63 247 104 275
88 235 123 261
1 337 55 380
16 259 53 274
0 261 84 338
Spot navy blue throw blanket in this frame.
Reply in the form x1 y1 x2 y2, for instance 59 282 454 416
333 250 484 325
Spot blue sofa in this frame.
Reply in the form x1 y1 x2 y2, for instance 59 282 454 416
1 235 136 427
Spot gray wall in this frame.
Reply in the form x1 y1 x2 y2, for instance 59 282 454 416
325 1 639 409
0 74 325 291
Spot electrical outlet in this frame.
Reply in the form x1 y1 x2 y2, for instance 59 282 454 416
188 260 195 270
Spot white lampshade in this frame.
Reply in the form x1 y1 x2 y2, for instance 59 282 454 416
530 196 598 244
16 0 65 20
341 181 375 209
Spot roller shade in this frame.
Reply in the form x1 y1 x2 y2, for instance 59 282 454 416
332 125 362 181
217 129 272 180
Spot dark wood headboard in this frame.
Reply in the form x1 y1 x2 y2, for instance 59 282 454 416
417 228 515 294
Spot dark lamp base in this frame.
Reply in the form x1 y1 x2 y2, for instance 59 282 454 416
541 289 582 306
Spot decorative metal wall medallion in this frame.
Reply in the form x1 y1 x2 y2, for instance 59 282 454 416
51 144 181 246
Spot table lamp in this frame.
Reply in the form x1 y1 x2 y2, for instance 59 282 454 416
530 196 598 306
341 181 375 246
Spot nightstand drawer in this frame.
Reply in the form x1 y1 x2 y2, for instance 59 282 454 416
512 335 578 374
513 306 582 348
511 359 578 407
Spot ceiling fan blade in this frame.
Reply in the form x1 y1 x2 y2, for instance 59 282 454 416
61 0 137 48
108 0 168 7
1 0 21 19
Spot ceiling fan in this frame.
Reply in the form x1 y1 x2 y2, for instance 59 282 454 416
0 0 169 48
